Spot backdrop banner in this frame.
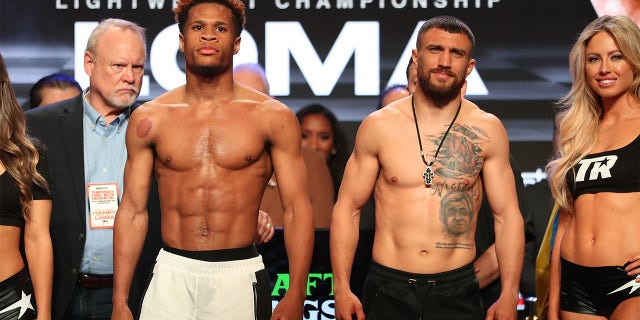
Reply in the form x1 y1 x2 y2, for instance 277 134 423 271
1 0 598 120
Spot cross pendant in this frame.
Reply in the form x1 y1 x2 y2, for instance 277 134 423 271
423 166 434 188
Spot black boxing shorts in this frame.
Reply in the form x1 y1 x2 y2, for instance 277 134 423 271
362 260 483 319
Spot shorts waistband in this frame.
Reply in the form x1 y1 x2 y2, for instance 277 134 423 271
369 260 475 283
561 257 626 274
0 267 28 287
157 246 264 274
163 244 259 262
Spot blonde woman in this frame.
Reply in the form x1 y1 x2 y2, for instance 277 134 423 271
547 15 640 320
0 53 52 320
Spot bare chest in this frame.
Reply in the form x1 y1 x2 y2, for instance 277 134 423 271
379 123 485 191
153 113 268 171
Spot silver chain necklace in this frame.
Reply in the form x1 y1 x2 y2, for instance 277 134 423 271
411 94 462 188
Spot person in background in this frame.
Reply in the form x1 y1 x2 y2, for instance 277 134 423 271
25 19 155 320
233 63 269 93
296 103 350 198
377 83 410 110
0 53 53 320
406 56 418 94
591 0 640 25
527 117 561 255
547 15 640 319
475 155 534 314
27 73 82 110
524 114 563 320
234 63 335 228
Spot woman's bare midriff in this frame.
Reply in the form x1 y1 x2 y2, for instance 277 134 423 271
0 226 25 281
561 192 640 266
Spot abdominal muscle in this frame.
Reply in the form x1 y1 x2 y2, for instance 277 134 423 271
156 162 268 251
561 192 640 267
372 232 476 274
371 185 477 274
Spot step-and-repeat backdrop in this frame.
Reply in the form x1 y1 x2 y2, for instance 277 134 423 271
1 1 625 318
1 0 604 119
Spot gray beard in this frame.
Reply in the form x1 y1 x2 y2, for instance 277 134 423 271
108 92 138 109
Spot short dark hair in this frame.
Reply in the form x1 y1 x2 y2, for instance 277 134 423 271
417 15 475 57
174 0 245 37
29 73 81 109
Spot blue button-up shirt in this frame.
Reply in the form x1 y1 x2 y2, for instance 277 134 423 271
80 92 130 275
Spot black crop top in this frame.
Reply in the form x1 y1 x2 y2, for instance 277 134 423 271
568 134 640 199
0 151 51 228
